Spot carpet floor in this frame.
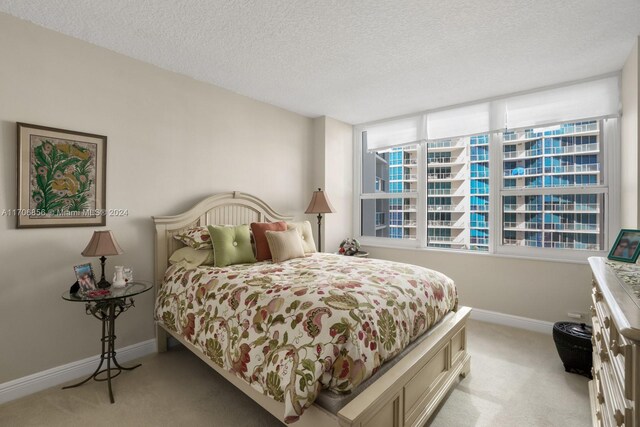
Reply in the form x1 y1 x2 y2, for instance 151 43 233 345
0 320 590 426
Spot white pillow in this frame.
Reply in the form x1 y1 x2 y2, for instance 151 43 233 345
265 229 306 263
286 221 317 253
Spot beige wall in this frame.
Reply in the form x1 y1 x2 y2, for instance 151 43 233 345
364 246 592 323
323 117 353 251
0 13 314 383
621 36 640 228
311 116 353 252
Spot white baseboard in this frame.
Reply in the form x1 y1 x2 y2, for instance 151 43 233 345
470 308 554 335
0 339 156 405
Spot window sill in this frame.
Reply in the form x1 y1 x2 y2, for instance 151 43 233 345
360 241 606 265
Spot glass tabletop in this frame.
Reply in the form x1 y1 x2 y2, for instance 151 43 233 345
62 280 153 302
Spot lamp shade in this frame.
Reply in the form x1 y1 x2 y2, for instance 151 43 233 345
305 188 335 214
81 230 124 257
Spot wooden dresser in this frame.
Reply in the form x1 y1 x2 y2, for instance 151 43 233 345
589 257 640 427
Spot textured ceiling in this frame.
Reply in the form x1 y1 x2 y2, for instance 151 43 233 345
0 1 639 124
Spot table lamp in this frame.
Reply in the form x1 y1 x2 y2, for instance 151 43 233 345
82 230 123 288
305 188 335 252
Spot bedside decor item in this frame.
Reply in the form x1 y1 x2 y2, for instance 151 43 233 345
61 280 153 403
16 122 107 228
552 322 592 378
112 266 126 288
82 230 123 288
339 238 361 256
73 263 96 293
304 188 335 252
123 267 134 283
607 229 640 263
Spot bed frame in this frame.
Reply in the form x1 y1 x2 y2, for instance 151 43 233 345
153 191 471 427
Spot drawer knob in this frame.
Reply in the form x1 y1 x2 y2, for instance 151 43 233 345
603 316 610 329
596 331 602 342
610 340 624 357
594 289 603 302
614 410 624 426
596 410 602 421
599 349 610 363
597 392 604 404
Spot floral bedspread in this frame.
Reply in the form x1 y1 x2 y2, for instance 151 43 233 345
155 253 457 423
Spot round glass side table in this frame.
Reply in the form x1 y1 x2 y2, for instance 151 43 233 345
61 280 153 403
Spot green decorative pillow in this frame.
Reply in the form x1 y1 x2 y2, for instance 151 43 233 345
207 224 256 267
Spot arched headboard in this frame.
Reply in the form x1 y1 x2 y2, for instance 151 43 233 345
152 191 293 287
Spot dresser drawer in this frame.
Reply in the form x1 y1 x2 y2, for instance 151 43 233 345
600 360 633 426
589 258 640 427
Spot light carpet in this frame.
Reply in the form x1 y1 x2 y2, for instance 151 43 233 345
0 320 590 426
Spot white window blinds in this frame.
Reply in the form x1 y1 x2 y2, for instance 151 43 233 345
365 116 423 151
363 75 619 149
499 76 620 130
426 103 491 140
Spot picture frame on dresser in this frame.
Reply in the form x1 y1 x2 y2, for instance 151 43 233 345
16 122 107 228
607 229 640 263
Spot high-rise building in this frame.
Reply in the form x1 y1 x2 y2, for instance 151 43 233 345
501 121 602 250
361 120 602 252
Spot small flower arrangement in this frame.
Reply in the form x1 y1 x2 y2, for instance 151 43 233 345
339 238 361 256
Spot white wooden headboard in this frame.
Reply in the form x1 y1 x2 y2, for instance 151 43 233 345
152 191 293 287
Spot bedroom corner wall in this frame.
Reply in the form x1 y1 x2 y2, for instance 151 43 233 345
0 13 314 384
621 36 640 228
311 116 353 252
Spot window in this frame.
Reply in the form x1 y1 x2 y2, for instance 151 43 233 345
356 76 619 260
500 122 605 251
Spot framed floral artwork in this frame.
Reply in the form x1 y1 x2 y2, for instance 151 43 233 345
16 123 107 228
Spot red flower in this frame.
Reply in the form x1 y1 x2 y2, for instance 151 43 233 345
182 313 196 340
339 360 350 378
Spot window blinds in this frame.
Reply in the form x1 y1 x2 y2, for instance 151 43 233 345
365 116 423 151
426 103 491 140
500 76 620 130
364 75 620 150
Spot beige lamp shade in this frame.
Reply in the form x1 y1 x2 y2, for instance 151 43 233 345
305 188 336 214
81 230 124 257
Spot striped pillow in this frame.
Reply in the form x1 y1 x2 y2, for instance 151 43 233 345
265 229 306 263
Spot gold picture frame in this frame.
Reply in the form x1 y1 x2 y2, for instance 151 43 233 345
16 123 107 228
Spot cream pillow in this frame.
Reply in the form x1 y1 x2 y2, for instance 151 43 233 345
169 246 214 270
265 229 306 263
286 221 317 253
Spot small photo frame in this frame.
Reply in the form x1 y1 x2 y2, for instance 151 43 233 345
74 263 96 293
608 229 640 263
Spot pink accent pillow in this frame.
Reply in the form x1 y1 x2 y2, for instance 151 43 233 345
250 221 288 261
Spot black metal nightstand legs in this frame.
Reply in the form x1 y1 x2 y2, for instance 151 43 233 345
62 298 140 403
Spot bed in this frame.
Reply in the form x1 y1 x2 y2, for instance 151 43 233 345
153 192 471 427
